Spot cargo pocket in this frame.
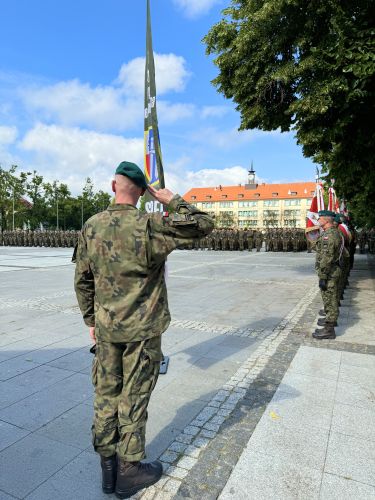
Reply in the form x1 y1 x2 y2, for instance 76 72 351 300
137 337 163 394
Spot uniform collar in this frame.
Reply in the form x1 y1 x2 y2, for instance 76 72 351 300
107 204 138 211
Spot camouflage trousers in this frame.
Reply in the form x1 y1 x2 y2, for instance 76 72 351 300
92 336 162 460
321 277 340 323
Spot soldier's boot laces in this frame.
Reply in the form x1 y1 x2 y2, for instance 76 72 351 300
313 323 336 340
317 318 337 327
100 455 117 494
318 309 326 317
115 458 163 499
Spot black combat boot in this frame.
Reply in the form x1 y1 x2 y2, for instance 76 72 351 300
319 309 326 316
100 455 117 494
317 318 337 327
115 459 163 499
313 323 336 340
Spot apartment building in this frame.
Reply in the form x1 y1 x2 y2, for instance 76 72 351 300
183 170 315 228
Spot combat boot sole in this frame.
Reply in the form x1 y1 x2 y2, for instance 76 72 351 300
115 475 161 499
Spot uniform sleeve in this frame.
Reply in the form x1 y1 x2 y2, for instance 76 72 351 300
74 229 95 327
147 194 214 265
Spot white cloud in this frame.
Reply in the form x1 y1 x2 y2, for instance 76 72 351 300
20 53 192 132
173 0 222 18
117 53 190 96
201 105 231 119
20 123 144 193
0 125 18 145
21 80 140 131
165 163 250 195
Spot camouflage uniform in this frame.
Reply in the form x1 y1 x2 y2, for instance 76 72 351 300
74 195 213 461
315 227 343 323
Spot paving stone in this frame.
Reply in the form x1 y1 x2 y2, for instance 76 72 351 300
163 478 181 494
0 434 81 498
0 420 30 452
165 466 189 480
325 431 375 486
219 449 322 499
177 456 198 471
167 442 187 454
24 450 109 500
320 473 375 500
0 357 40 381
35 403 92 449
0 390 78 431
159 451 179 464
10 364 74 391
331 402 375 442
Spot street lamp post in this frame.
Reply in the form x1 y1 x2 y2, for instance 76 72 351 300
12 188 15 231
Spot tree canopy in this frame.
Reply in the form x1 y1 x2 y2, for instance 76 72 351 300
204 0 375 226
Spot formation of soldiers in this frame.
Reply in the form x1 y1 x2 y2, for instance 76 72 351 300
358 228 375 254
0 230 79 247
183 227 308 252
313 212 357 340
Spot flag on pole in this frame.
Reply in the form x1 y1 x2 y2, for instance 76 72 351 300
305 176 325 242
143 0 165 213
328 180 340 213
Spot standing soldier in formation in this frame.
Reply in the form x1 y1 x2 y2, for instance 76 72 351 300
247 229 254 252
314 210 343 340
254 230 263 252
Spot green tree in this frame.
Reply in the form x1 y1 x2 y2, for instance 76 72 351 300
0 165 29 231
204 0 375 226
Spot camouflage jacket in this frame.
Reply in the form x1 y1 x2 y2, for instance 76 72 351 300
74 195 214 342
315 227 343 280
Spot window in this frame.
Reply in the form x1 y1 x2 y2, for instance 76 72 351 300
238 194 244 198
284 210 301 217
264 210 279 217
264 200 279 207
239 210 258 217
191 196 196 200
284 199 301 206
205 195 212 200
219 201 233 208
239 201 258 207
202 202 215 209
291 191 297 196
272 192 279 197
239 220 257 227
221 194 227 199
219 211 233 215
254 193 260 198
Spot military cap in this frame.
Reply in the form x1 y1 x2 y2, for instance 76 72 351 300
334 213 345 223
115 161 148 189
318 210 336 217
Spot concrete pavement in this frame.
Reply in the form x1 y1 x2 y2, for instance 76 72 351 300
0 248 373 499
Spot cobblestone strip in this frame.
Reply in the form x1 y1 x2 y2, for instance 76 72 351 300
136 286 319 500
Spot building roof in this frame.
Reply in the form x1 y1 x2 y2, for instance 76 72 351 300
184 182 316 202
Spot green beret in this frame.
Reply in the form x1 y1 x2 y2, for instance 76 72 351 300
115 161 147 189
334 213 344 223
318 210 336 217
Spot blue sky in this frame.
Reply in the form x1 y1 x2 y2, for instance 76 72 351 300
0 0 315 195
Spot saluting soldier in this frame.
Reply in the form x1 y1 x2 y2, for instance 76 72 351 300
74 162 213 497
